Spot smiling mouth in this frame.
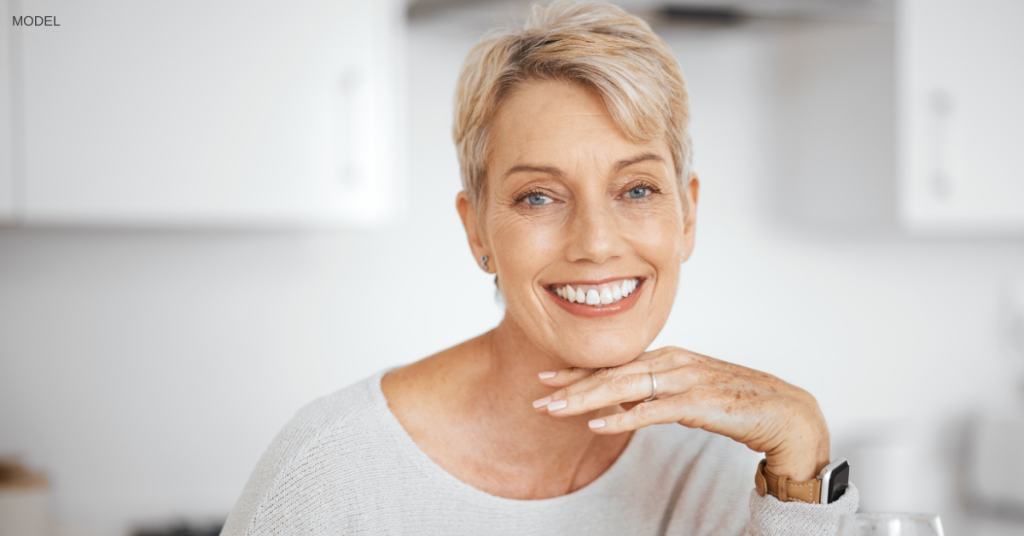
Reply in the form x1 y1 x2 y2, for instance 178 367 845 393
547 278 642 307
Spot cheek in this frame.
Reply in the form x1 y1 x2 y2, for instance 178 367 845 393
621 204 687 267
620 206 686 335
487 211 562 288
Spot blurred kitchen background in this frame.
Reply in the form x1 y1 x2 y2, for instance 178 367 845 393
1 0 1023 534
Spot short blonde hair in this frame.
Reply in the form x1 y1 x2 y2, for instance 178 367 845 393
453 0 693 206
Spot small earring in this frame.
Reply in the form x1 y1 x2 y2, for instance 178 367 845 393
481 255 489 271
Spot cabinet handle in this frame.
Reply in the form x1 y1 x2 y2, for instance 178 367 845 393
929 89 954 201
334 70 366 188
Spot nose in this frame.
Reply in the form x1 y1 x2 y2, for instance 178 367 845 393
565 195 623 265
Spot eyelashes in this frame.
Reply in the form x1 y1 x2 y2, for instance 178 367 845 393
627 180 661 196
514 189 549 205
512 180 663 207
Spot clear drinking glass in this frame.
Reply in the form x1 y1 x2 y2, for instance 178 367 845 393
837 512 944 536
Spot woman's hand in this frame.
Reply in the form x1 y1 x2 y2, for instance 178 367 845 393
533 346 830 481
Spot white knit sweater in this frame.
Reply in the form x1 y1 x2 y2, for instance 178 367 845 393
222 370 858 535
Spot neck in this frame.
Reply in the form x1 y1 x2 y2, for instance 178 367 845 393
383 313 632 499
456 316 630 497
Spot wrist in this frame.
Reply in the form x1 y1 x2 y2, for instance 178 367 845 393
765 455 829 482
765 432 830 481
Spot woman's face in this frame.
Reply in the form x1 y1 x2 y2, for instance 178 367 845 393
460 80 698 369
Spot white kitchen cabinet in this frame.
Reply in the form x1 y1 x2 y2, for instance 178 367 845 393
10 0 404 227
0 0 16 222
897 0 1024 234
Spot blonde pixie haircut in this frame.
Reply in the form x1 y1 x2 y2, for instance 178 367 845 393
453 0 693 207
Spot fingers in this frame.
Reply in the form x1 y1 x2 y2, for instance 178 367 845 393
532 347 735 420
587 397 684 434
588 389 724 435
537 367 594 388
538 366 708 417
538 372 655 416
539 348 697 402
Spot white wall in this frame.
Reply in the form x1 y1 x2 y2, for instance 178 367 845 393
1 13 1022 535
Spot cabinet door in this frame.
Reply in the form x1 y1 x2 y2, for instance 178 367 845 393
0 0 15 222
14 0 404 227
897 0 1024 234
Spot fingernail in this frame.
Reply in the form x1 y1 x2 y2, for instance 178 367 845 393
547 399 568 411
538 371 557 379
532 396 552 409
588 418 606 429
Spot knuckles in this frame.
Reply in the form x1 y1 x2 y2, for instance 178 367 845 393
631 400 657 422
608 373 637 395
675 365 704 385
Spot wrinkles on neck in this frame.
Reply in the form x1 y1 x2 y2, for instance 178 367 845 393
381 316 631 500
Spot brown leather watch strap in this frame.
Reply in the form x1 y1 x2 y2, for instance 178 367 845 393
754 459 822 504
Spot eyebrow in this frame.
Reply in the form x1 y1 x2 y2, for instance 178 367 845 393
614 153 664 171
502 165 565 180
501 153 665 180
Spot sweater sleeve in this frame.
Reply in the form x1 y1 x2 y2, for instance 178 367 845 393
745 483 860 536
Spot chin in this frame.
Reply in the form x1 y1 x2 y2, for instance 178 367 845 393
553 334 649 370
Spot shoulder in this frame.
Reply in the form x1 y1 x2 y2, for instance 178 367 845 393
221 371 389 536
284 373 381 439
260 372 382 463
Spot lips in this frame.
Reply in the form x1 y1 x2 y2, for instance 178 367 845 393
543 276 645 318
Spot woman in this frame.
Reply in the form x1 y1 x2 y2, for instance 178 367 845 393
223 1 858 534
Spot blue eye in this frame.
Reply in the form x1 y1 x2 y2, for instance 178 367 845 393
526 193 551 206
626 187 650 199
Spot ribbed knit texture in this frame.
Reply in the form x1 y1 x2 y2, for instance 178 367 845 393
222 370 858 535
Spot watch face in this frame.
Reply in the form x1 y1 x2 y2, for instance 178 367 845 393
828 461 850 503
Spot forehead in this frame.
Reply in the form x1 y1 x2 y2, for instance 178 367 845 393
497 81 616 132
486 80 672 181
492 81 626 153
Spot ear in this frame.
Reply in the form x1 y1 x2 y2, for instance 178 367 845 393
682 173 700 263
456 190 491 273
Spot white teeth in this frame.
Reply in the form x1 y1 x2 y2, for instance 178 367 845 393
553 278 640 307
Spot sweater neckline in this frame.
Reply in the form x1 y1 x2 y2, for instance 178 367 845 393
368 367 646 508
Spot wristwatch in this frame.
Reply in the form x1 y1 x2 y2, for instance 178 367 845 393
754 458 850 505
